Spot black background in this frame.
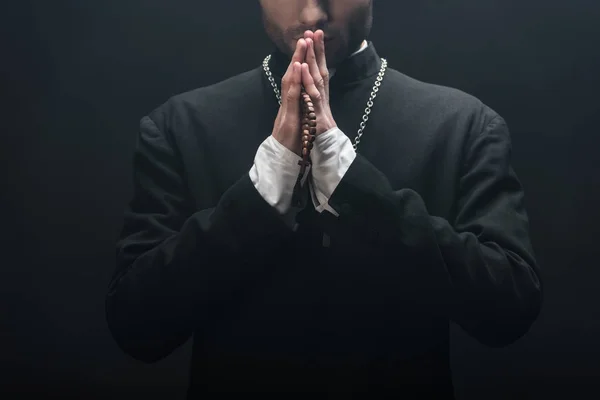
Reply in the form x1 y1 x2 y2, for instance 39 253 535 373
3 0 600 399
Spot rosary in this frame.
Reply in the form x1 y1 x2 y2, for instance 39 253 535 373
288 89 318 208
263 54 388 154
298 90 317 177
262 54 389 242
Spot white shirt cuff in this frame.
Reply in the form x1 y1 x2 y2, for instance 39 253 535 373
249 135 302 214
309 127 356 215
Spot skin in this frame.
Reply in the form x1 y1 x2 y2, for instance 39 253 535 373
261 0 373 155
260 0 373 68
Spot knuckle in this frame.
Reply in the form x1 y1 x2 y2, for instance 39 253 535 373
286 89 297 101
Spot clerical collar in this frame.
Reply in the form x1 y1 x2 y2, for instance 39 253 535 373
268 40 382 86
330 40 368 77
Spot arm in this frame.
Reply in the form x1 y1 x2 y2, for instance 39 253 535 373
250 135 303 215
307 127 356 216
106 116 295 363
323 115 542 347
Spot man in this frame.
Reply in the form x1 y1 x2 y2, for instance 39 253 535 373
106 0 542 398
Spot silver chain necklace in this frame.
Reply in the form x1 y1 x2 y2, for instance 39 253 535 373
262 54 388 151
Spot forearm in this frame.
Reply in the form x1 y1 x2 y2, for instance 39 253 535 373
249 135 303 215
396 189 541 347
309 127 356 215
328 153 542 347
106 174 294 363
428 212 541 346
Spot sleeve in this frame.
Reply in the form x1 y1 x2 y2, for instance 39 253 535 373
308 127 357 216
106 116 295 363
326 115 542 348
249 135 303 214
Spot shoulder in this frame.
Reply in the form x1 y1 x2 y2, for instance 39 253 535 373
385 68 502 134
146 67 265 133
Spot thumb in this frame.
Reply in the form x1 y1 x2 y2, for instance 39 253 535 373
284 62 302 115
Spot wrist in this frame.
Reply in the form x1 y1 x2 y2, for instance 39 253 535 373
272 132 301 156
317 118 337 136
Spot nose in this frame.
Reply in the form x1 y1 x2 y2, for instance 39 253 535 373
299 0 328 29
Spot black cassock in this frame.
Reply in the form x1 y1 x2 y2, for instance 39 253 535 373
106 43 542 399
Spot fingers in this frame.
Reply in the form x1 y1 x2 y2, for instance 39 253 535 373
313 30 328 77
282 39 307 93
291 38 307 65
285 62 303 114
305 39 323 89
304 30 314 41
301 63 322 106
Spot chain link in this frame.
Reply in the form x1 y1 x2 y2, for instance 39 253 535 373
263 54 388 152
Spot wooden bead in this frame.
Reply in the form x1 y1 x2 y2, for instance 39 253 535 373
308 112 316 119
308 106 315 113
309 120 317 127
309 134 316 142
307 102 314 108
302 134 310 142
303 124 309 131
309 127 317 135
302 118 309 125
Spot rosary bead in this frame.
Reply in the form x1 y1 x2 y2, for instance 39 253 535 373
298 92 315 162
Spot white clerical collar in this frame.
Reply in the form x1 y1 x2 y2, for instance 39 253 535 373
330 40 368 77
351 40 369 57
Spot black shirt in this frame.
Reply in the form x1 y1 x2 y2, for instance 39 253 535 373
106 43 542 399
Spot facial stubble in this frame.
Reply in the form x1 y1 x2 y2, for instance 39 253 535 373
262 2 373 68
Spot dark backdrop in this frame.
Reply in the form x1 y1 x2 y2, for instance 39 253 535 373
3 1 600 399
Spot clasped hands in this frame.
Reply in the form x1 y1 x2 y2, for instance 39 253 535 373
272 30 337 156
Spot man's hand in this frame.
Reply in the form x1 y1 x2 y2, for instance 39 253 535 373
271 38 307 156
302 30 337 136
